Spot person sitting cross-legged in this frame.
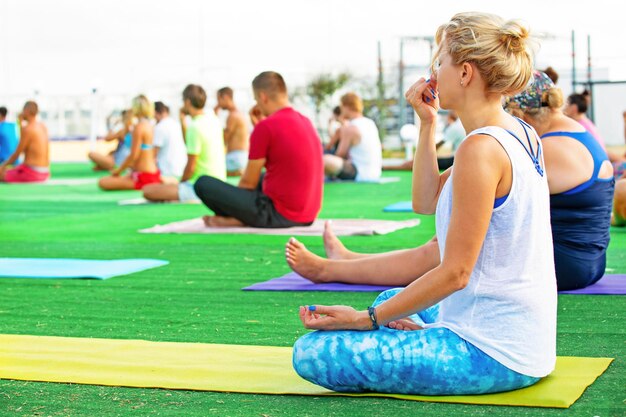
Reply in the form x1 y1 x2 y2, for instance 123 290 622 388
0 101 50 183
323 92 382 182
193 71 323 228
142 85 226 203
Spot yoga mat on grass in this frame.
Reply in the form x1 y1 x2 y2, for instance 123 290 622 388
0 334 612 408
1 178 97 186
118 198 201 206
243 271 393 292
0 258 168 280
46 178 98 186
140 218 420 236
559 274 626 295
326 176 401 184
245 272 626 294
383 201 413 212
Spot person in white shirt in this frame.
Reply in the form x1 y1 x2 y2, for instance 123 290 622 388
153 102 187 181
323 92 382 182
287 12 556 396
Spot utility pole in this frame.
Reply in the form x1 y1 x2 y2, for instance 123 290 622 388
397 36 435 131
398 39 405 129
587 34 594 122
571 30 576 93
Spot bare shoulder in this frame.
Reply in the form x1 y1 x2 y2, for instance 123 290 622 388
340 124 360 138
228 111 246 124
21 123 38 138
134 120 152 135
454 133 509 169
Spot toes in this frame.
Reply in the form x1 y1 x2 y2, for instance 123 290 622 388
289 237 304 250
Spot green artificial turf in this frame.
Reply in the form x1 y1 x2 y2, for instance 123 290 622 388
0 163 623 417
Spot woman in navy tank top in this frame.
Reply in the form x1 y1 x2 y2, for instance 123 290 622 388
505 71 615 290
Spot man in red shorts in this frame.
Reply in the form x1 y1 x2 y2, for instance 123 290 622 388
0 101 50 183
194 71 324 228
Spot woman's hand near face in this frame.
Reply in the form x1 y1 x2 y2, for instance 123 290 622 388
405 76 439 124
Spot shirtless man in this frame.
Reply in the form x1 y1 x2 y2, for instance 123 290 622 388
215 87 249 176
0 101 50 183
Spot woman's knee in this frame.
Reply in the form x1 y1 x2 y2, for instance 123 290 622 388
292 332 362 393
292 333 320 381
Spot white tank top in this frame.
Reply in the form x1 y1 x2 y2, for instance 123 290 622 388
428 123 557 377
348 117 382 181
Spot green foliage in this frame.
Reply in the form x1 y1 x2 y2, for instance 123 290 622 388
305 72 351 128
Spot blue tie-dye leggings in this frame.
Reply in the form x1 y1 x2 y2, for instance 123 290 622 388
293 288 540 395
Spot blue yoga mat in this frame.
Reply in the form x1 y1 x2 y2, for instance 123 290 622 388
0 258 168 280
383 201 413 212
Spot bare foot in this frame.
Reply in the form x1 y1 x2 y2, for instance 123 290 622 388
285 237 329 283
202 215 245 227
323 220 358 260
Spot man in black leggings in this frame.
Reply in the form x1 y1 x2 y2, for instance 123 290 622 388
194 71 324 228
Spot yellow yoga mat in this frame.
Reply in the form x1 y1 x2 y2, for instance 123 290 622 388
0 334 612 408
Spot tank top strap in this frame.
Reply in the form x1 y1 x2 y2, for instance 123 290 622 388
469 118 544 178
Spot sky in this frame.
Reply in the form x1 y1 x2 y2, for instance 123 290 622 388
1 0 625 141
1 0 625 97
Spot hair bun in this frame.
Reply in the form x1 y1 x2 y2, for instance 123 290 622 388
500 21 529 53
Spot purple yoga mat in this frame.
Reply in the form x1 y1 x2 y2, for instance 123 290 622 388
559 274 626 295
243 272 626 295
242 271 394 292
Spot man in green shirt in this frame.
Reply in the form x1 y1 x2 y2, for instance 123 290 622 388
143 84 226 202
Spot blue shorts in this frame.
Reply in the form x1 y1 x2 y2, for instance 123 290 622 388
226 150 248 172
178 181 199 202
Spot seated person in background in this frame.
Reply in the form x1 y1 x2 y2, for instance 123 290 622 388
0 106 19 164
98 95 161 191
383 111 466 171
153 101 187 181
88 110 133 171
143 85 226 202
323 93 382 181
215 87 249 176
564 92 606 150
431 110 466 170
324 105 344 154
543 66 559 84
0 101 50 183
613 178 626 226
193 71 323 228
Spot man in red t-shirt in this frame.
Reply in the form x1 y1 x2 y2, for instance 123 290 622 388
194 71 324 228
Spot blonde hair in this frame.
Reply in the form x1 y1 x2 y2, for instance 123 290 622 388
131 95 154 119
521 88 564 122
433 12 537 96
340 92 363 114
